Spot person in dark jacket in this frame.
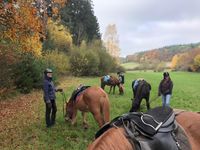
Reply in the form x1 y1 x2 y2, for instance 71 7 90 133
158 72 173 107
117 72 125 85
43 68 63 128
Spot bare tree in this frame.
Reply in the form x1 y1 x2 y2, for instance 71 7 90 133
103 24 120 59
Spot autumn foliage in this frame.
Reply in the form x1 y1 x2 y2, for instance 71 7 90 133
0 1 43 55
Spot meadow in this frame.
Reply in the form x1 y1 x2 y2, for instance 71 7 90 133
0 71 200 150
120 62 139 70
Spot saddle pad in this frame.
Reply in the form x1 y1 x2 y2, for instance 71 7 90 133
146 106 173 123
74 86 90 101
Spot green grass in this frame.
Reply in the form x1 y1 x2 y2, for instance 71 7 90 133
1 71 200 149
121 62 139 69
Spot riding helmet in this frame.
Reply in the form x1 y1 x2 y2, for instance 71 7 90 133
44 68 53 74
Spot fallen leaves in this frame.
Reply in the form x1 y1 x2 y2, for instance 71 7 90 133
0 90 42 148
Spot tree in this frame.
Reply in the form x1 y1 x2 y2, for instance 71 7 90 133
103 24 120 60
171 54 179 70
43 19 72 52
60 0 101 45
193 54 200 71
0 0 43 55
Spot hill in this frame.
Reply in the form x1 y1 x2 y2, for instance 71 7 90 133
126 42 200 62
124 42 200 72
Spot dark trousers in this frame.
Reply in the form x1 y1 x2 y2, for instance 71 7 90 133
45 100 57 127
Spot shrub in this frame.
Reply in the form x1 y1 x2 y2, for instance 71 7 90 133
44 50 70 75
43 20 72 53
69 41 122 76
12 53 57 93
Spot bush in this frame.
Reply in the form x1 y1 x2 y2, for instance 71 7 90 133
12 53 57 93
69 40 123 76
44 50 70 75
43 20 72 53
69 48 100 76
0 43 20 97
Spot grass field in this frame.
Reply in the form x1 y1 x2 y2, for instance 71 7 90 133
1 71 200 149
120 62 139 69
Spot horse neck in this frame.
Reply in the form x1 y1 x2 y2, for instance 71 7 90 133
88 128 133 150
67 100 75 117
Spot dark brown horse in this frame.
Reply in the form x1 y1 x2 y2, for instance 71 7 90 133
130 79 151 112
88 110 200 150
100 75 124 94
65 86 110 128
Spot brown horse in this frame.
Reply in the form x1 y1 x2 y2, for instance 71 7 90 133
100 75 124 94
65 86 110 128
88 110 200 150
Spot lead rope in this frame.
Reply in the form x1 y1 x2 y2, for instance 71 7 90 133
61 92 67 117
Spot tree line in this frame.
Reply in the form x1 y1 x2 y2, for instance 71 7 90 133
0 0 123 97
126 43 200 72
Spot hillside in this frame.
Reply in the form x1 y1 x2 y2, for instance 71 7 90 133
126 42 200 62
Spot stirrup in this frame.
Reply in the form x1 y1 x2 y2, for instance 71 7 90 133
141 114 163 131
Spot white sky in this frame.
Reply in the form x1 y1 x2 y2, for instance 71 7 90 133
92 0 200 57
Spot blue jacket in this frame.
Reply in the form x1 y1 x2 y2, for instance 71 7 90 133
43 75 56 103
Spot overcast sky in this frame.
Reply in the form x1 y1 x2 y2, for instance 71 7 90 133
92 0 200 57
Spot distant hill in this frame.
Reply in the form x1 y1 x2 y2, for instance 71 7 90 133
126 42 200 62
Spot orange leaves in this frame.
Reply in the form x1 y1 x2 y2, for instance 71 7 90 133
0 0 43 56
54 0 67 7
171 54 179 69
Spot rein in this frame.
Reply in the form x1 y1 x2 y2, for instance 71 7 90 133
61 92 67 117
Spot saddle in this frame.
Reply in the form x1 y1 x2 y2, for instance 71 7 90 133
71 86 90 101
95 106 189 150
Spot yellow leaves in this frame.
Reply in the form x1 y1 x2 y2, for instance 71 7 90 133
171 54 179 69
44 50 70 74
194 54 200 66
21 33 42 56
47 19 72 51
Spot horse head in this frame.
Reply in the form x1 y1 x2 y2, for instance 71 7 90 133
65 99 74 122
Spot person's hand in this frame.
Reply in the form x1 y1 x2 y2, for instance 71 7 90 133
47 102 52 109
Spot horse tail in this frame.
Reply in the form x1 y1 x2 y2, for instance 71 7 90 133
100 90 110 123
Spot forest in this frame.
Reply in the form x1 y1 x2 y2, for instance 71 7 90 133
0 0 123 98
126 42 200 72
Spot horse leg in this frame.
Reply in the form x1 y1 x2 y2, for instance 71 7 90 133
113 85 116 94
146 95 150 110
101 82 105 90
109 86 112 94
82 112 89 129
93 112 104 127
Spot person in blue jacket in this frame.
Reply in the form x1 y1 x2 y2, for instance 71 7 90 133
43 68 63 128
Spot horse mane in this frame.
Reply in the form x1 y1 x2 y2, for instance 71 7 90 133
88 127 133 150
